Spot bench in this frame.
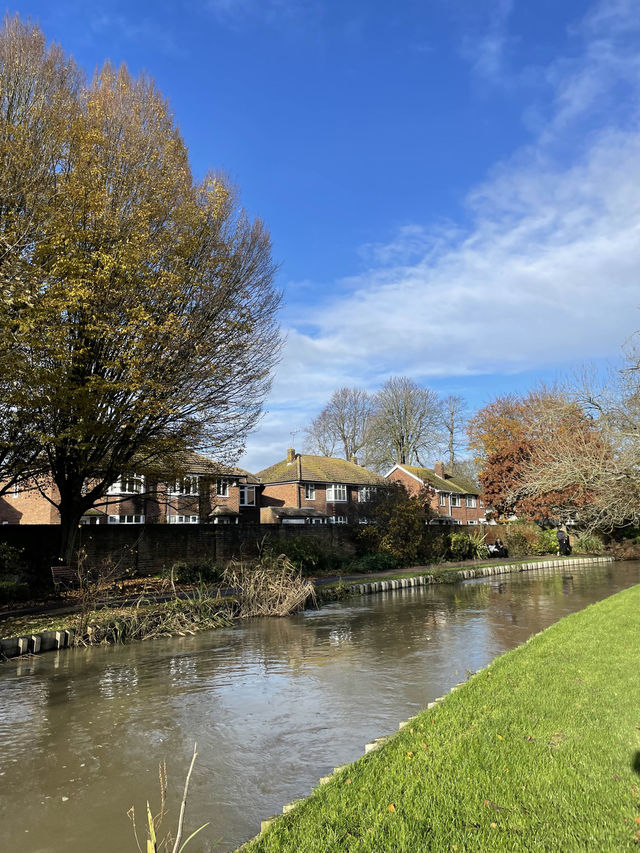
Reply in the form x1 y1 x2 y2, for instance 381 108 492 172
50 565 80 594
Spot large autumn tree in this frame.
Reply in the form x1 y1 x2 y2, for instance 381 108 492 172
468 388 597 523
0 16 281 559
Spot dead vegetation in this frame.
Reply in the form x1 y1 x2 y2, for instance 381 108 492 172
222 552 315 617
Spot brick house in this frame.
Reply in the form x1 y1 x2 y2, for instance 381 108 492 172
257 449 383 524
385 461 485 525
0 452 260 526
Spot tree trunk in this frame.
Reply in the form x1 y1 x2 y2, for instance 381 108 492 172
57 494 85 565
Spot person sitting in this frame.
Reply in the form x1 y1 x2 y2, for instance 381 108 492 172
556 528 572 556
489 538 508 558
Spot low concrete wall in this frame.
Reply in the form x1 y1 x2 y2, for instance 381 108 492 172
0 555 614 661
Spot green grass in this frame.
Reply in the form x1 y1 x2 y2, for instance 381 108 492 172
241 584 640 852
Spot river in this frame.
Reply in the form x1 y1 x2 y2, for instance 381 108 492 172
1 560 639 852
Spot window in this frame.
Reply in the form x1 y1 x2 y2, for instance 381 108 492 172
216 479 230 497
331 515 347 524
168 476 199 496
466 496 477 508
358 486 373 503
466 520 477 525
326 483 347 502
239 485 255 506
305 484 316 500
450 495 461 508
108 514 145 524
439 494 447 507
168 514 199 524
107 475 144 495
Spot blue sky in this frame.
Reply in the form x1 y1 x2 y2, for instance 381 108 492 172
9 0 640 470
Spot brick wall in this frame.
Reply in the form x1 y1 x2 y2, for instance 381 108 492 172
0 522 358 590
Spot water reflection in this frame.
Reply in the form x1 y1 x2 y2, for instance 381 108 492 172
0 561 639 852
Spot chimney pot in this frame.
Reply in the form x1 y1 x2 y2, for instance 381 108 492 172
350 455 358 466
286 448 296 464
434 461 445 479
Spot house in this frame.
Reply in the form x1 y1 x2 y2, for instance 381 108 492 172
0 452 260 525
385 461 485 525
257 448 383 524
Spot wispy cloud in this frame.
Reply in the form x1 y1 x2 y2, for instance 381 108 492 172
242 0 640 470
204 0 322 31
459 0 514 84
88 12 184 57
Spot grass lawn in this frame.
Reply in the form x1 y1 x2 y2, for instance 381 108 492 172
241 583 640 852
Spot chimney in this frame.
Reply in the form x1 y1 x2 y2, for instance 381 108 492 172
286 447 296 464
350 455 358 466
434 461 445 479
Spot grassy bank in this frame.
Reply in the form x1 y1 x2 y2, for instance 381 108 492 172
242 583 640 852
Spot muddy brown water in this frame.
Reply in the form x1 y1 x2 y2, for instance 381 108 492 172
1 560 639 853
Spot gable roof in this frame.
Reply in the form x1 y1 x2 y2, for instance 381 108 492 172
257 453 383 486
396 464 480 496
162 451 259 484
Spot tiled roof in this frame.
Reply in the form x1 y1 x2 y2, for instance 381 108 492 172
257 454 383 486
401 464 479 496
174 451 259 483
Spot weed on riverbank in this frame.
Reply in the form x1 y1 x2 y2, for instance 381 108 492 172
242 583 640 852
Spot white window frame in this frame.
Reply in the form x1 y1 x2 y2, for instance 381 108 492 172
326 483 347 502
107 475 144 495
450 494 461 508
216 479 230 497
108 514 146 524
239 485 256 506
168 475 200 496
168 514 199 524
358 486 372 503
466 496 477 508
305 483 316 500
331 515 348 524
439 493 447 507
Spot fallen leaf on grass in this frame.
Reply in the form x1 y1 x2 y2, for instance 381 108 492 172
484 799 505 813
388 804 395 813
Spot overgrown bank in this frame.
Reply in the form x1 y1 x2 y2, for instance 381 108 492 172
241 583 640 852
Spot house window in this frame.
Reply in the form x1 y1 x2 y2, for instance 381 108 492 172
326 483 347 502
331 515 347 524
466 520 477 525
216 479 230 497
450 495 461 508
358 486 372 503
466 496 477 508
107 475 144 495
439 494 446 507
239 485 255 506
108 514 145 524
168 514 199 524
168 476 200 496
305 484 316 500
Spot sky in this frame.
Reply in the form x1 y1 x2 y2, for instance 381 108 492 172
7 0 640 471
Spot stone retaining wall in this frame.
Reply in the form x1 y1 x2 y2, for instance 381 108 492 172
0 555 614 661
349 555 613 597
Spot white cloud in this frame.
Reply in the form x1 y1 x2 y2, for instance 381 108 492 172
241 0 640 470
